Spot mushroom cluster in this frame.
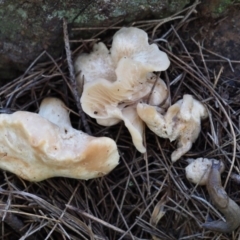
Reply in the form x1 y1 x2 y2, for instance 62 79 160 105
75 27 208 161
0 97 119 181
75 27 170 153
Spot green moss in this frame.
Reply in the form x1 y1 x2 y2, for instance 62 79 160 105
94 13 107 21
0 21 20 37
7 4 15 11
0 0 192 80
51 9 84 22
41 4 48 12
0 9 4 17
111 8 126 18
169 0 189 13
16 8 28 19
214 0 233 15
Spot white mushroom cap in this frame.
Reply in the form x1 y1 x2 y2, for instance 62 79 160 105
110 27 170 71
75 28 170 88
74 42 116 93
137 94 208 162
0 97 119 181
185 158 225 185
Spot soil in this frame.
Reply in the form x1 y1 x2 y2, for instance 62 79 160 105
180 4 240 87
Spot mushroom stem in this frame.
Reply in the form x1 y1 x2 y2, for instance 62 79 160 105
202 160 240 233
38 98 71 128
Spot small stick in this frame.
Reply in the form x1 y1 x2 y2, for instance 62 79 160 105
191 38 235 72
63 18 92 135
213 66 224 89
45 183 80 240
0 202 38 240
66 205 133 238
0 203 24 234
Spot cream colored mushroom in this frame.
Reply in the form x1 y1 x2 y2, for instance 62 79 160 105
81 58 154 153
0 97 119 181
143 73 170 107
75 27 170 153
137 94 208 161
81 56 170 153
74 42 116 93
185 158 225 185
110 27 170 70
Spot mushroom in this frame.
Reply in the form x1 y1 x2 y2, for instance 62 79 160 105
75 27 170 86
137 94 208 161
81 58 169 153
0 97 119 181
110 27 170 70
185 158 224 185
75 27 170 153
202 160 240 233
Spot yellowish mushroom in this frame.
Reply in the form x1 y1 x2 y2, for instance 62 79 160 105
137 94 208 161
0 97 119 181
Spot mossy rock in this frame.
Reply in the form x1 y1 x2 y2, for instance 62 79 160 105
0 0 190 81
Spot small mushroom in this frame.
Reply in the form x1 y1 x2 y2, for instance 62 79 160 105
185 158 224 185
0 97 119 181
137 94 208 161
202 160 240 233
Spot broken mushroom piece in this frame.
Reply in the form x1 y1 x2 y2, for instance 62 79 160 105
185 158 225 185
0 97 119 181
137 94 208 161
202 160 240 233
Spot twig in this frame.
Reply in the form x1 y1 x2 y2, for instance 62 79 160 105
191 38 235 72
45 183 80 240
63 18 92 134
0 201 38 240
66 205 137 240
213 66 224 89
0 202 24 233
